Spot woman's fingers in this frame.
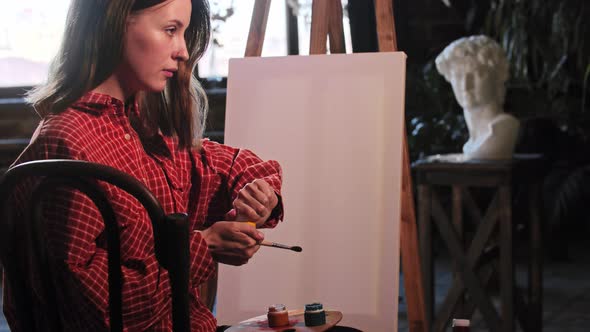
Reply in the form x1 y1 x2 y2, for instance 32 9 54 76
234 179 278 223
201 221 263 265
238 184 267 212
234 195 263 220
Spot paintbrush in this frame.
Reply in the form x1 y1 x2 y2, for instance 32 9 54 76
260 241 303 252
245 222 302 252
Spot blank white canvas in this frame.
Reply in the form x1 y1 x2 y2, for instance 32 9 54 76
217 52 407 332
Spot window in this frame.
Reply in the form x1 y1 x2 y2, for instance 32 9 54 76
289 0 352 56
0 1 71 88
199 0 289 78
200 0 352 79
0 1 353 86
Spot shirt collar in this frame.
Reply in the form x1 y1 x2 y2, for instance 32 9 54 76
72 91 139 117
72 91 177 161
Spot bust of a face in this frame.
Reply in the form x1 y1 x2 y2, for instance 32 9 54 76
434 36 520 160
436 35 509 111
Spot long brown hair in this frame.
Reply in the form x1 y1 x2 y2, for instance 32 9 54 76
26 0 211 149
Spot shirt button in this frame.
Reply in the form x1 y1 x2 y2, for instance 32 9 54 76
124 134 131 141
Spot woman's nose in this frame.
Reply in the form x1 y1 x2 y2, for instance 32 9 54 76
174 39 189 61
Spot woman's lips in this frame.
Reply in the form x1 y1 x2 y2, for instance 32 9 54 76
163 70 175 78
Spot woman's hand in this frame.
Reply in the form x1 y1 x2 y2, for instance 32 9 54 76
201 221 264 266
234 179 279 226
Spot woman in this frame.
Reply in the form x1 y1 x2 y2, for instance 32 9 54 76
4 0 283 330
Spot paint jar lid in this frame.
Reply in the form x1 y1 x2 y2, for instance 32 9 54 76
305 303 323 311
268 304 286 312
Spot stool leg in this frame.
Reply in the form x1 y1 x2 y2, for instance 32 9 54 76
499 186 514 332
529 183 543 331
452 186 465 318
418 185 433 328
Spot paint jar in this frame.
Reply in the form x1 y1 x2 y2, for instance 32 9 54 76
452 319 470 332
267 304 289 327
304 302 326 327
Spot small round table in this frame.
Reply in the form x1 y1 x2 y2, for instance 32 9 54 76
226 309 349 332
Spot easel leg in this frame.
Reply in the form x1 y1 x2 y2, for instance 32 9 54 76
400 134 427 332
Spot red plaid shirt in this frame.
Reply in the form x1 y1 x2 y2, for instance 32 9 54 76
3 92 283 331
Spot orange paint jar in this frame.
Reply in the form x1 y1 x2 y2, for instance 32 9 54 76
267 304 289 327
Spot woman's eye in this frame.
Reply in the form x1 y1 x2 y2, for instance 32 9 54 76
165 27 177 35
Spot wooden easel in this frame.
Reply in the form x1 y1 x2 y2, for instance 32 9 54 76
243 1 427 331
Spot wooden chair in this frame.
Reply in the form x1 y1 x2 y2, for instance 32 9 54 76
0 159 191 332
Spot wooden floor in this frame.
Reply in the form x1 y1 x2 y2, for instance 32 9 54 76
397 239 590 332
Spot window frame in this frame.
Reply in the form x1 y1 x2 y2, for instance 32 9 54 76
0 86 31 101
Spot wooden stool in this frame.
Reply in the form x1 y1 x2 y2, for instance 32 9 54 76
414 154 544 332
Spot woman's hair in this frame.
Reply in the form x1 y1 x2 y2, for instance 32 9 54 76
26 0 211 149
435 35 509 84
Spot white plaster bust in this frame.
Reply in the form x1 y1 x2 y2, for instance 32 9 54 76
435 35 519 160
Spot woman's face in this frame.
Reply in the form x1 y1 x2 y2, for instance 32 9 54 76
118 0 192 94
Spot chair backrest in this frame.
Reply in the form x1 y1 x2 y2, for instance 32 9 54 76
0 159 190 332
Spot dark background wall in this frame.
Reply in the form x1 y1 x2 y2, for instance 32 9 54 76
348 0 466 64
